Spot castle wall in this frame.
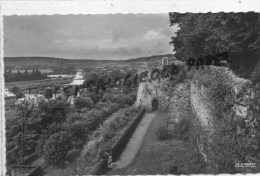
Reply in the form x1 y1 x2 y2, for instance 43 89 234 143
136 64 260 171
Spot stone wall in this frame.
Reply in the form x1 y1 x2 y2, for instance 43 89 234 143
189 66 260 171
135 74 171 111
135 63 185 111
136 79 169 111
135 64 260 171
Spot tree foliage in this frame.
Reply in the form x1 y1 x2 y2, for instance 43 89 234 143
43 131 72 165
74 96 94 110
4 69 47 83
169 12 260 77
10 86 25 99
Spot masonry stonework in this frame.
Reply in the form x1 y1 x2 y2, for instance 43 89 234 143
136 65 260 170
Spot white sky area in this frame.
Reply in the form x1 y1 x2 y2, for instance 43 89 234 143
3 14 178 60
1 0 259 60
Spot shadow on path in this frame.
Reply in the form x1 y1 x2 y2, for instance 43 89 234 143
113 112 156 169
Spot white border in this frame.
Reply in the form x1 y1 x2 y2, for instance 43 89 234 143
0 0 259 15
0 0 259 176
0 3 6 176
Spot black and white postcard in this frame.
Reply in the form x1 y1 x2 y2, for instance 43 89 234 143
0 1 259 175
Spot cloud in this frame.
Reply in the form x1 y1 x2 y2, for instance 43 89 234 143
4 14 176 60
112 47 143 56
112 30 135 42
143 30 164 40
142 27 176 40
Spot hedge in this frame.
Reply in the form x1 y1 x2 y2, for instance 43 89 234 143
89 108 145 175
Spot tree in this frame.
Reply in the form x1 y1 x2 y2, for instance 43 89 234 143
24 69 28 75
38 99 70 125
64 121 90 148
15 101 34 163
43 131 72 165
87 92 103 104
169 12 260 77
74 96 94 110
84 72 99 82
44 88 53 99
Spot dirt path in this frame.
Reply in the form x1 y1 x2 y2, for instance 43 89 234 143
113 112 156 169
109 111 206 175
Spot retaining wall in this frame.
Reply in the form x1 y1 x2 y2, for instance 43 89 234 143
189 66 260 171
91 108 146 175
111 108 146 162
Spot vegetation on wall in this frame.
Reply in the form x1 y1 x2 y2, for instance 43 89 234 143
196 71 257 173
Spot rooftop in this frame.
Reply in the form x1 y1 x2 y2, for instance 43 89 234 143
4 89 16 98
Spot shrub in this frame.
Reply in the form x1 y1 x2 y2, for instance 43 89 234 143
65 121 90 148
86 110 106 131
94 101 109 110
88 92 103 104
81 106 141 159
43 131 72 165
128 92 137 102
74 96 94 110
36 123 65 156
38 99 70 124
155 126 172 141
172 117 190 140
66 113 84 123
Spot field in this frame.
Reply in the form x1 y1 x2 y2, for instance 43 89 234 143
10 69 53 74
5 78 73 90
4 54 175 70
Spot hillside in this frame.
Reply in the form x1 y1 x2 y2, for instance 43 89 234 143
125 54 176 63
3 57 120 70
4 54 176 70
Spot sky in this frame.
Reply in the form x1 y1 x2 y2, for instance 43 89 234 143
3 14 178 60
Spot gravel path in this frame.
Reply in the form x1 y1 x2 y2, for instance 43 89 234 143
113 112 156 169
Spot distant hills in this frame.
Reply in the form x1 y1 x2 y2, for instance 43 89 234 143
3 57 119 70
4 54 176 70
125 54 176 63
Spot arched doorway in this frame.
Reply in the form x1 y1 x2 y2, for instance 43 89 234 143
152 99 158 111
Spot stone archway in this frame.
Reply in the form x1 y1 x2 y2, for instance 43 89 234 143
151 99 158 111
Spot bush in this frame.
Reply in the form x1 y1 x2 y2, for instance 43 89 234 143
155 126 172 141
38 99 70 124
65 121 91 148
172 117 190 140
94 101 110 110
43 131 72 165
128 92 137 102
74 96 94 110
66 113 84 123
81 106 141 159
88 92 103 104
36 123 65 156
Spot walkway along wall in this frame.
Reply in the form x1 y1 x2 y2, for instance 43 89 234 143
133 64 259 172
110 108 146 162
91 108 146 175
